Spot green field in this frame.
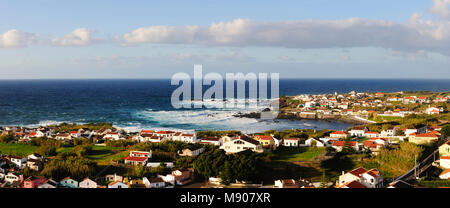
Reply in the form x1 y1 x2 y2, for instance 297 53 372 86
370 116 403 123
0 143 126 165
87 146 124 161
273 147 326 162
0 143 39 156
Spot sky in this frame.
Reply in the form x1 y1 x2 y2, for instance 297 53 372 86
1 0 450 79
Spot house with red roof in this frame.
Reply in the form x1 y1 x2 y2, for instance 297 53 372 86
439 169 450 180
140 130 154 135
425 107 440 115
408 133 439 145
330 131 348 139
440 156 450 169
282 138 302 147
363 140 383 154
439 141 450 157
336 167 383 188
69 131 81 139
331 140 359 152
253 135 275 149
123 151 152 166
364 132 379 138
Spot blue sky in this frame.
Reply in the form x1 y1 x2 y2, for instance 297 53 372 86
1 0 450 79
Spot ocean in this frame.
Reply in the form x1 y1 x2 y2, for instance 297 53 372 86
0 79 449 133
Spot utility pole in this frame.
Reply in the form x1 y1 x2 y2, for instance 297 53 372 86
414 155 417 179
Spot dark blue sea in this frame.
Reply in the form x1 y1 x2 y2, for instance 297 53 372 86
0 79 449 133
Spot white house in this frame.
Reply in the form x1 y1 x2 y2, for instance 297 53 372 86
105 174 123 183
349 126 367 137
364 132 379 138
331 141 359 152
330 131 348 139
38 179 58 188
274 179 300 188
360 169 384 188
181 133 197 143
108 181 128 188
337 167 383 188
425 107 440 115
303 138 325 147
439 169 450 180
272 136 282 147
55 133 71 140
440 156 450 169
123 151 151 166
157 174 176 185
79 177 98 188
405 125 426 136
380 127 397 137
103 132 121 140
282 138 300 147
27 153 43 161
4 172 23 185
143 177 166 188
178 148 204 157
220 136 263 154
154 131 175 140
199 137 222 146
69 131 81 139
9 156 27 169
129 151 152 158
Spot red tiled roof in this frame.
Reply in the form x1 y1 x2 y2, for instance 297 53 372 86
123 156 147 162
255 135 273 140
349 167 368 177
414 133 438 138
363 140 374 147
284 138 300 141
341 180 367 188
440 169 450 176
332 141 357 147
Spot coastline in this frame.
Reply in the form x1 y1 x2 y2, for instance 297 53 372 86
234 112 369 126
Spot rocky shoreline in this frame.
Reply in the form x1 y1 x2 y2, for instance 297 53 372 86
233 112 368 125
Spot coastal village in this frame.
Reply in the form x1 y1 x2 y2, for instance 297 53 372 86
0 91 449 188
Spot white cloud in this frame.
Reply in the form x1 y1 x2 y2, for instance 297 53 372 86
120 16 450 56
51 28 97 46
0 29 38 48
122 25 200 45
429 0 450 19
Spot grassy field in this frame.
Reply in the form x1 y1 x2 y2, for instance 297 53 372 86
273 147 326 162
370 116 403 123
88 146 127 165
0 143 39 156
0 143 127 165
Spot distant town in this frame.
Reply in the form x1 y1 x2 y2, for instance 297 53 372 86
1 91 449 188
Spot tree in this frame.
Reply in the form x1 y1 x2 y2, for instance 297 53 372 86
396 129 405 136
135 165 145 177
37 141 59 156
219 161 234 185
442 124 450 138
72 144 93 157
0 132 15 143
310 140 317 148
